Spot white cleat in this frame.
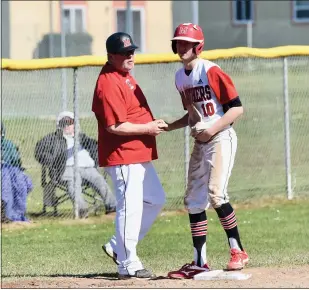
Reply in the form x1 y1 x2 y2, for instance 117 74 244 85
102 243 120 265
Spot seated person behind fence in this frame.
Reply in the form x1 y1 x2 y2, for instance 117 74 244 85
1 122 33 222
34 111 116 217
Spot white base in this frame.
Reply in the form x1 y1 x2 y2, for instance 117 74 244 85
193 269 252 281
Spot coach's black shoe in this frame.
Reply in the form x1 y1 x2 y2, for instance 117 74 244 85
105 205 116 215
102 243 119 265
118 269 156 280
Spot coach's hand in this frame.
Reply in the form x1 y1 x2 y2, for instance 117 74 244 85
146 120 168 136
157 120 172 132
155 119 168 127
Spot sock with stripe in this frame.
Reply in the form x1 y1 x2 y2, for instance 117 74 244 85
214 203 244 251
189 211 208 267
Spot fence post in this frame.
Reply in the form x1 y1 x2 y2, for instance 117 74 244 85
60 0 67 111
184 126 190 188
283 57 293 200
73 67 80 218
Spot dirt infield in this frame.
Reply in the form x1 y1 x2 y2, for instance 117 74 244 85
2 265 309 288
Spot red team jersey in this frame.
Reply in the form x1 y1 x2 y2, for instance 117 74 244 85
175 59 239 129
92 63 158 167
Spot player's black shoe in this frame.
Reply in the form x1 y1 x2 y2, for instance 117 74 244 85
118 269 156 280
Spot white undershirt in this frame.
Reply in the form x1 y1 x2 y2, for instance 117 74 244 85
64 135 95 168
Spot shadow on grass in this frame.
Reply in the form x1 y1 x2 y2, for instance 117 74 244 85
27 208 106 220
27 210 75 219
51 273 120 280
2 272 119 280
2 273 170 281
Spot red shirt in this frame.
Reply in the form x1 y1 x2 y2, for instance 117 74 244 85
92 63 158 167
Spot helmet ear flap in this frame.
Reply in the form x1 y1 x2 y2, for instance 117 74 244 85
193 42 204 55
172 41 177 54
193 43 197 55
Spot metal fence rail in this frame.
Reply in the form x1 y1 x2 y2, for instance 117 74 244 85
2 55 309 219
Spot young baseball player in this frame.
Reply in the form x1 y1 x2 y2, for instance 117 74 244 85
165 23 249 279
92 32 167 279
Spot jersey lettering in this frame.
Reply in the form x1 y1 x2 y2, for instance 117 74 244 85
180 85 212 105
204 85 211 100
175 59 234 129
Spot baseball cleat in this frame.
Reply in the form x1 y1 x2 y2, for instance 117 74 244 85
118 268 156 280
167 261 210 279
102 243 119 265
226 248 249 271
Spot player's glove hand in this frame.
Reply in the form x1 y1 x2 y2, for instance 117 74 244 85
192 122 216 143
194 129 213 143
191 121 209 138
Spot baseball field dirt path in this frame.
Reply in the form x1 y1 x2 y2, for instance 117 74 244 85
2 265 309 288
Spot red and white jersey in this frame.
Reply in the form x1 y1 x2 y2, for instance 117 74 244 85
175 58 239 129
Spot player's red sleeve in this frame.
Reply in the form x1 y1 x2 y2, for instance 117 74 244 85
207 66 239 105
92 76 127 127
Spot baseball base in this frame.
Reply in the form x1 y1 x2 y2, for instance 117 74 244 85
193 269 252 281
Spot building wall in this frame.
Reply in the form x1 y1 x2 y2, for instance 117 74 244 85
9 1 51 59
198 1 246 49
145 1 173 54
7 0 172 59
173 0 309 50
2 0 10 58
87 1 113 56
172 0 194 30
253 1 309 47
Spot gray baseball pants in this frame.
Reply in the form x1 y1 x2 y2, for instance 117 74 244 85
62 167 116 210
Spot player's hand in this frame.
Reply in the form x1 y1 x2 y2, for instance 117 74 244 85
163 123 172 131
155 119 172 131
191 121 208 138
195 128 214 143
146 120 167 136
154 119 168 129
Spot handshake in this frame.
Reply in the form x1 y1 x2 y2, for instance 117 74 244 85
146 119 169 136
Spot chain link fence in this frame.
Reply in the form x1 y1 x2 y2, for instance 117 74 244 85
2 55 309 220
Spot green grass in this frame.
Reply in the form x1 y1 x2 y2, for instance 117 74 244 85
2 199 309 280
2 57 309 217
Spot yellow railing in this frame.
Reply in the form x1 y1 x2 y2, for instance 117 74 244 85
2 45 309 71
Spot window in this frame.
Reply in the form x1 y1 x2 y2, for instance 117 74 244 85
116 8 145 53
63 5 86 33
293 0 309 22
233 0 253 23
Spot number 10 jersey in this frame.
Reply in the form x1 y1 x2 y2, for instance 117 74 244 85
175 58 239 130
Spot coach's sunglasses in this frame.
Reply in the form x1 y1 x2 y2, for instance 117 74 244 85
119 49 135 57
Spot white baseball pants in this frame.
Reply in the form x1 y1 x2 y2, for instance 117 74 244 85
105 162 166 275
185 127 237 213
